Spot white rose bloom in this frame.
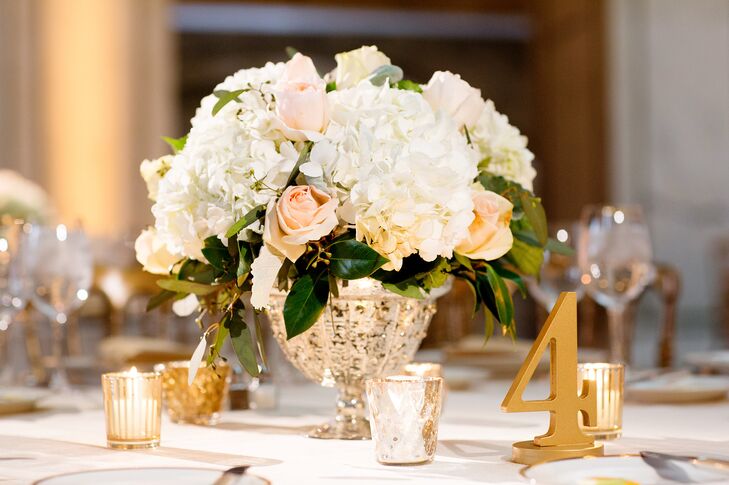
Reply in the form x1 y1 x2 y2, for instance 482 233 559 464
140 155 173 201
422 71 485 129
134 228 182 275
333 45 391 89
151 62 302 261
311 82 476 271
0 170 50 222
470 100 536 191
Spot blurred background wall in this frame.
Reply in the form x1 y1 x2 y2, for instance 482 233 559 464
1 0 728 353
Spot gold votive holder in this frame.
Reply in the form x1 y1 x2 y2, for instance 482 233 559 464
366 376 444 465
156 361 230 425
102 368 162 449
402 363 443 379
578 363 624 440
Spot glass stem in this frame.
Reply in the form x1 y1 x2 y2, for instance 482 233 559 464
607 306 628 364
50 318 70 390
336 383 366 425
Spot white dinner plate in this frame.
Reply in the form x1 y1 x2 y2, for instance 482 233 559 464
35 467 270 485
522 455 729 484
685 350 729 374
626 375 729 403
0 387 50 415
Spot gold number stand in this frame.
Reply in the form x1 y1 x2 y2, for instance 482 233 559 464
501 292 604 465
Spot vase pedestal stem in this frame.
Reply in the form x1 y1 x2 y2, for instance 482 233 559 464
308 383 371 440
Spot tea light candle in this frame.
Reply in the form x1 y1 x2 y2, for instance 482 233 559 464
102 367 162 449
402 362 443 379
577 363 624 440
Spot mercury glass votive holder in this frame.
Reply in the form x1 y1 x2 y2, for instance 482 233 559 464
366 376 444 465
578 363 625 440
102 368 162 449
156 361 230 425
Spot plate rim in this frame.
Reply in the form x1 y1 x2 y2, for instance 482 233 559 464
33 466 271 485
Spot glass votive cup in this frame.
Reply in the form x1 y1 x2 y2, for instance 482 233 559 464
402 363 443 379
102 368 162 449
578 363 625 440
366 376 444 465
156 361 231 425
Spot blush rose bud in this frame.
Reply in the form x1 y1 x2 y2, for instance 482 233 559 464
275 53 329 133
455 187 514 261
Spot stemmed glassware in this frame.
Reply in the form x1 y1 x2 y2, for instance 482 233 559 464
527 222 585 312
0 218 33 384
577 205 655 363
25 223 93 389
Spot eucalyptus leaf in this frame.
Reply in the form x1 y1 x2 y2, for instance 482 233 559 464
329 239 388 280
157 279 217 295
382 280 424 299
146 289 176 312
396 79 422 93
225 204 266 238
325 81 337 92
228 307 260 377
207 322 229 365
283 271 329 339
368 64 403 86
285 46 299 59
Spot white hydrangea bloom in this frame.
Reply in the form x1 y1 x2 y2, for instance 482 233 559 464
151 62 301 260
470 100 536 191
310 82 477 270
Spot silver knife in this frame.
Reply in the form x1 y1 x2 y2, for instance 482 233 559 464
212 465 250 485
640 451 729 483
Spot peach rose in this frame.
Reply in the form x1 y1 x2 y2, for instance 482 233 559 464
274 53 329 137
455 187 513 261
264 185 338 262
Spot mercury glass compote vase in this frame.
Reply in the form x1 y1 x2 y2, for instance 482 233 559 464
267 278 443 440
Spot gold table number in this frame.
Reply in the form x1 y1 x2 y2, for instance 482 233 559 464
501 292 604 465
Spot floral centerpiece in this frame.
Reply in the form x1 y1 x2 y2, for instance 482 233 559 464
136 46 555 382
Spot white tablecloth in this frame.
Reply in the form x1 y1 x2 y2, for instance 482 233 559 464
1 379 729 484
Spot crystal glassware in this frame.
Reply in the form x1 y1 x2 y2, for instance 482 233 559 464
156 360 230 425
578 205 655 363
102 368 162 449
578 363 624 440
527 222 585 311
267 278 440 440
366 376 444 465
25 223 93 389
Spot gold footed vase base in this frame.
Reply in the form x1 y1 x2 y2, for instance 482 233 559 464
511 440 604 465
308 416 371 440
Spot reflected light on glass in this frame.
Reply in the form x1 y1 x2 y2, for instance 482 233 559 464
56 224 68 242
613 210 625 224
77 289 89 301
556 229 569 243
590 263 601 279
0 238 7 252
56 313 68 324
581 274 592 285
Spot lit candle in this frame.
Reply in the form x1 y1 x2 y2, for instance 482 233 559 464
577 363 624 440
102 367 162 449
402 362 443 379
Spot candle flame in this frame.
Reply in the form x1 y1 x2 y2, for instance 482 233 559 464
129 366 138 375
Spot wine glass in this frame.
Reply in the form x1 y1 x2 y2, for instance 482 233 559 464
527 222 585 311
578 205 655 363
0 219 33 384
25 223 93 389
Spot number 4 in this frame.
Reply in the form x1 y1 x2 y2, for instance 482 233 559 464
501 292 598 447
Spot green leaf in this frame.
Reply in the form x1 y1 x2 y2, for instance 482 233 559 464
484 308 495 343
201 236 230 272
156 279 217 295
368 64 403 86
162 134 187 154
237 242 253 281
325 81 337 92
519 192 548 246
329 239 388 280
328 273 339 298
253 311 268 370
484 265 514 328
285 142 313 188
212 89 247 116
396 79 422 93
460 276 481 317
383 280 425 299
225 204 266 239
178 259 216 284
283 271 329 339
228 306 260 377
506 238 545 276
285 46 299 59
207 322 229 365
372 255 441 285
454 252 474 271
546 238 575 256
420 258 451 290
491 262 527 298
146 289 176 311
